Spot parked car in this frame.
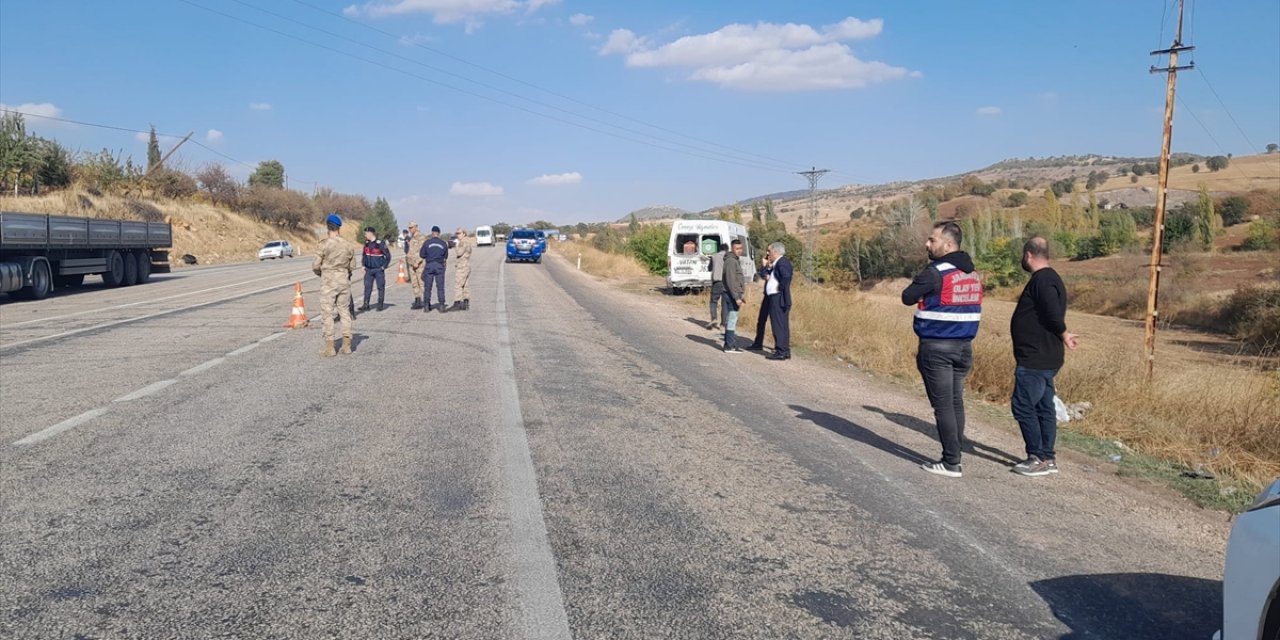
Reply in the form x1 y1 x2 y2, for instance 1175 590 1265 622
506 228 546 263
258 240 294 260
1215 477 1280 640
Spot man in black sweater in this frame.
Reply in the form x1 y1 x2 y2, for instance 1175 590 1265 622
1009 236 1079 477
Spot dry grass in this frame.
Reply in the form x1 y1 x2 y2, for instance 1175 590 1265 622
1100 153 1280 192
0 189 326 265
551 241 651 280
770 284 1280 488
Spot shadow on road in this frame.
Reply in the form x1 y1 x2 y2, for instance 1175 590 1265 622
1030 573 1221 640
861 405 1021 465
789 404 931 465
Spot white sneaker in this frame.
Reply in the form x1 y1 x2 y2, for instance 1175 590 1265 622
921 461 962 478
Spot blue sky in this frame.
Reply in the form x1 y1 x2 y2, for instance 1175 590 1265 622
2 0 1277 230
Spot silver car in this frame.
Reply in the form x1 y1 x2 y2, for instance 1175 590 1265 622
258 240 294 260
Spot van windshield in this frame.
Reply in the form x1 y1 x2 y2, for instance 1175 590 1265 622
477 229 491 237
512 230 539 239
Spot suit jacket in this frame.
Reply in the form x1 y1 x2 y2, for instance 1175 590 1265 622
771 256 794 311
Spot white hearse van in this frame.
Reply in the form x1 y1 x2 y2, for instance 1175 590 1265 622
666 219 755 293
475 225 495 247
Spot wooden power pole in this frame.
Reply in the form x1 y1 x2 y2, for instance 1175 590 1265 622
146 131 194 176
1143 0 1194 380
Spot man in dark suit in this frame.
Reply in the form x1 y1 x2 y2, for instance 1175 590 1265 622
764 242 793 360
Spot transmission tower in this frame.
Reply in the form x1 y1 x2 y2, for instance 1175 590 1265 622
797 167 829 280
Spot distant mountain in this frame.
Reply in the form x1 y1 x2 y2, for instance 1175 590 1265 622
736 189 812 206
618 205 695 223
981 153 1205 172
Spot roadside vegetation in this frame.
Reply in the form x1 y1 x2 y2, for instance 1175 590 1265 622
0 112 395 262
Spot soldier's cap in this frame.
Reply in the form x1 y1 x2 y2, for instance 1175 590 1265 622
457 227 467 235
326 214 343 227
431 225 441 233
408 221 419 228
364 226 376 233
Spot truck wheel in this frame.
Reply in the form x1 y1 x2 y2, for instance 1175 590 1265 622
13 260 51 300
135 252 152 284
122 252 139 286
102 251 126 287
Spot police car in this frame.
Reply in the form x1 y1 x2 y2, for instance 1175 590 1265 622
506 228 546 263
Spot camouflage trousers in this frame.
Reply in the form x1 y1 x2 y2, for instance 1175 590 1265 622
409 262 425 300
454 262 471 301
320 285 353 340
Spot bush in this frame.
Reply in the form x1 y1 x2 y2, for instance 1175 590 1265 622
1163 206 1198 248
1206 155 1230 172
626 224 669 275
148 168 198 199
1128 207 1155 227
125 199 165 222
196 163 240 207
1217 196 1250 226
74 148 141 193
1240 219 1279 251
239 186 318 228
1130 175 1139 184
1219 286 1280 353
591 226 625 253
1005 192 1028 208
852 224 929 280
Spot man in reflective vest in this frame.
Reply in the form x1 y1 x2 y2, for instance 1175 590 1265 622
901 221 983 478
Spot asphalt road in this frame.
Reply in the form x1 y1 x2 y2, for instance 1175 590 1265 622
0 247 1230 639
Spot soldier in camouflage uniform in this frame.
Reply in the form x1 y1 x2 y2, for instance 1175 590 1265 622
448 227 473 311
406 222 428 310
312 214 360 357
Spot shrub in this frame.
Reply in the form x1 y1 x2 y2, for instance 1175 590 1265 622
626 224 669 275
1217 196 1250 226
125 199 165 222
1240 219 1279 251
239 186 318 228
74 148 141 193
591 226 625 253
1005 192 1028 208
1206 155 1230 172
1075 212 1137 260
1219 286 1280 353
196 163 240 207
148 168 198 199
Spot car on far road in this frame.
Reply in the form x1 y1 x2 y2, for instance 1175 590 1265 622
506 228 546 263
1215 477 1280 640
475 225 494 247
258 240 294 260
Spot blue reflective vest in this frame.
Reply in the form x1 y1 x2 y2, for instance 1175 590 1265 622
913 262 984 340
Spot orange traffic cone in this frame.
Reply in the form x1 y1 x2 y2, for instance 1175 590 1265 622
396 259 408 284
283 281 309 329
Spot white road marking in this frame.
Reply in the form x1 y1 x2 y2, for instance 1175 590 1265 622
180 358 226 377
1 280 304 351
113 379 177 402
226 343 260 357
494 260 574 640
1 270 314 328
14 409 109 446
258 332 286 343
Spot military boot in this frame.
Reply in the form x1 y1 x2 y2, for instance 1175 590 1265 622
447 301 463 312
437 303 447 313
377 302 385 312
461 299 470 311
358 303 371 312
411 297 423 310
340 337 353 355
321 341 337 358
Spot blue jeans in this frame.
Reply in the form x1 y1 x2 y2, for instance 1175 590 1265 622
1012 366 1059 461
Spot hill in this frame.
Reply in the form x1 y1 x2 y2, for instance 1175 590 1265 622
618 205 695 223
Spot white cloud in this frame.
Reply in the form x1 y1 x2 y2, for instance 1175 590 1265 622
450 181 504 196
976 106 1002 116
0 102 64 122
398 33 435 46
569 13 593 27
599 17 915 92
135 131 150 143
249 102 272 111
527 172 582 187
206 128 224 142
344 0 556 30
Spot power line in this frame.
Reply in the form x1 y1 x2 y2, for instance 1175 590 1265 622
177 0 796 174
224 0 798 173
1193 64 1260 154
284 0 811 173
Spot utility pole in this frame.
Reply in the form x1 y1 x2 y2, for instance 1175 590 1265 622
145 131 193 176
796 167 829 281
1143 0 1194 380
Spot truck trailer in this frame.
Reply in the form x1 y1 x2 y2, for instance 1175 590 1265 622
0 212 172 300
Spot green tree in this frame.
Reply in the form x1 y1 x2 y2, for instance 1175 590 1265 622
1044 189 1062 228
751 202 762 223
363 196 399 240
1240 219 1278 251
925 195 940 221
492 222 512 237
248 159 285 189
764 198 777 222
1191 163 1201 173
1218 196 1250 226
146 125 162 172
1206 155 1230 172
1005 192 1028 208
628 213 639 235
626 224 670 275
0 112 38 194
1195 185 1222 250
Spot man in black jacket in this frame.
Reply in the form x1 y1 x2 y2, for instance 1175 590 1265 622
901 221 983 478
419 225 450 313
721 239 746 353
1009 237 1079 477
360 226 391 312
764 242 793 361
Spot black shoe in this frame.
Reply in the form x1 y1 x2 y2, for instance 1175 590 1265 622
746 344 765 351
437 303 447 313
767 353 791 361
423 303 431 313
448 301 463 312
359 304 371 312
377 302 385 312
410 298 423 310
461 299 469 311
